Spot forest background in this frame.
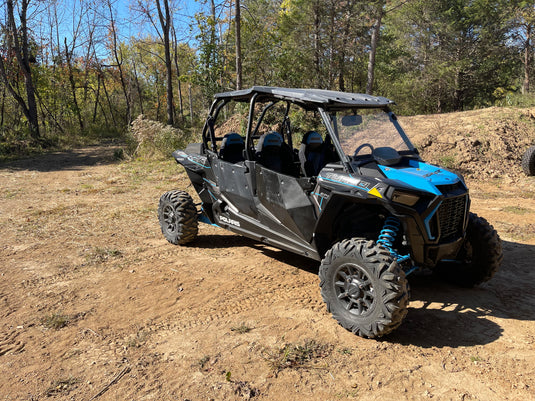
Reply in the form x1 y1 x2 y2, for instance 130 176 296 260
1 0 535 157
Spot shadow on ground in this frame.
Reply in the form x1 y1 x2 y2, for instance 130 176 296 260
193 235 535 348
0 144 122 172
193 233 319 274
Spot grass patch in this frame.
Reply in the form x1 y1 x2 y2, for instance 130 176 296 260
502 206 531 215
124 328 150 348
438 153 457 169
85 247 123 264
45 376 79 396
230 323 253 334
261 339 332 376
41 312 71 330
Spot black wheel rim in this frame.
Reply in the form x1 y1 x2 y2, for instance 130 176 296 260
162 204 178 234
334 263 375 317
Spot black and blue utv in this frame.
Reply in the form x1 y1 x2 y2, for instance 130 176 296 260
158 87 503 338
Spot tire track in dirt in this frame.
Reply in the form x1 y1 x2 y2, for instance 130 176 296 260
0 331 25 356
20 269 82 290
0 292 17 320
148 260 325 332
129 239 325 332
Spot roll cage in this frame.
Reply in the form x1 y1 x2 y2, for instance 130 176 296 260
201 86 416 175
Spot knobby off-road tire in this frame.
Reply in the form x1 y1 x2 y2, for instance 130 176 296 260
522 145 535 176
436 212 502 287
158 190 198 245
319 239 409 338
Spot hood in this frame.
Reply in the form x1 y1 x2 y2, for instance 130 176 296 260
378 159 461 196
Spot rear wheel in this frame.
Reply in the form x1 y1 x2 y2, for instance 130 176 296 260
319 239 409 338
522 145 535 176
158 190 198 245
435 213 502 287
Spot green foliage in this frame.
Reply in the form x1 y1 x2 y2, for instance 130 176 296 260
230 323 253 334
193 12 225 103
45 377 79 396
41 312 71 330
378 0 521 114
1 0 535 159
261 339 332 375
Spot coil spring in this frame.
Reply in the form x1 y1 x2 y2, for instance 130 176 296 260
377 216 410 263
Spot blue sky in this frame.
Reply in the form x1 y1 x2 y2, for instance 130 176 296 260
29 0 208 54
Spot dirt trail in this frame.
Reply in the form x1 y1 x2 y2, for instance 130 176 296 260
1 119 535 400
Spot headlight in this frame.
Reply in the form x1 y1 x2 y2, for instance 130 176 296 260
391 190 419 206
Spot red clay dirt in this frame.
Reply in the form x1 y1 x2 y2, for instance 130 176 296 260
1 107 535 400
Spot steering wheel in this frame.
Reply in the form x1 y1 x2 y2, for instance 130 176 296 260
353 143 374 157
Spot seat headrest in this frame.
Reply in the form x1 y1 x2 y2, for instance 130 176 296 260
302 131 323 149
221 133 244 149
257 131 283 151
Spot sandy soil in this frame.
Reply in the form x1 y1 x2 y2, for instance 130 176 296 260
1 116 535 400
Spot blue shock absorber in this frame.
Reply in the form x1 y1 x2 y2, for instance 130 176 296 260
377 216 411 264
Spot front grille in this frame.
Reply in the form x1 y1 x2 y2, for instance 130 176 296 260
437 195 467 241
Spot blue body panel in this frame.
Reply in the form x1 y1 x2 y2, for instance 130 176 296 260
378 160 460 195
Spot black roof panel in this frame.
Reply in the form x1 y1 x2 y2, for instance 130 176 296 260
214 86 394 109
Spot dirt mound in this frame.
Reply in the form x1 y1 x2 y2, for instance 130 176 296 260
401 107 535 180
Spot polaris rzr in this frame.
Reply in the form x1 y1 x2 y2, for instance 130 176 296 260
158 87 503 338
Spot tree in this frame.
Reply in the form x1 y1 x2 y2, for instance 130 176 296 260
235 0 242 90
155 0 174 125
0 0 40 139
379 0 520 113
106 0 131 125
514 2 535 94
366 1 385 95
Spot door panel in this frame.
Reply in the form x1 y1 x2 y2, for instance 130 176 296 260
255 166 316 241
212 159 257 218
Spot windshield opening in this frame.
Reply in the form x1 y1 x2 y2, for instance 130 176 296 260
332 109 415 158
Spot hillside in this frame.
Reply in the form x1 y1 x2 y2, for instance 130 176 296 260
401 107 535 180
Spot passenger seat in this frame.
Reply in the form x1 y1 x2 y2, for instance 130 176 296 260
299 131 325 176
255 131 283 172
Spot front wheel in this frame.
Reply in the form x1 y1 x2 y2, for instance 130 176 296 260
435 212 502 287
319 239 409 338
158 190 198 245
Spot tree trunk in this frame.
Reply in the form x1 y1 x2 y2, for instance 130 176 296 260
523 24 531 95
107 0 131 125
101 70 117 127
1 86 6 129
93 74 101 123
64 38 84 131
2 0 40 139
313 1 321 88
132 60 144 116
366 3 383 95
188 83 194 123
172 27 184 122
156 0 175 126
235 0 242 90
